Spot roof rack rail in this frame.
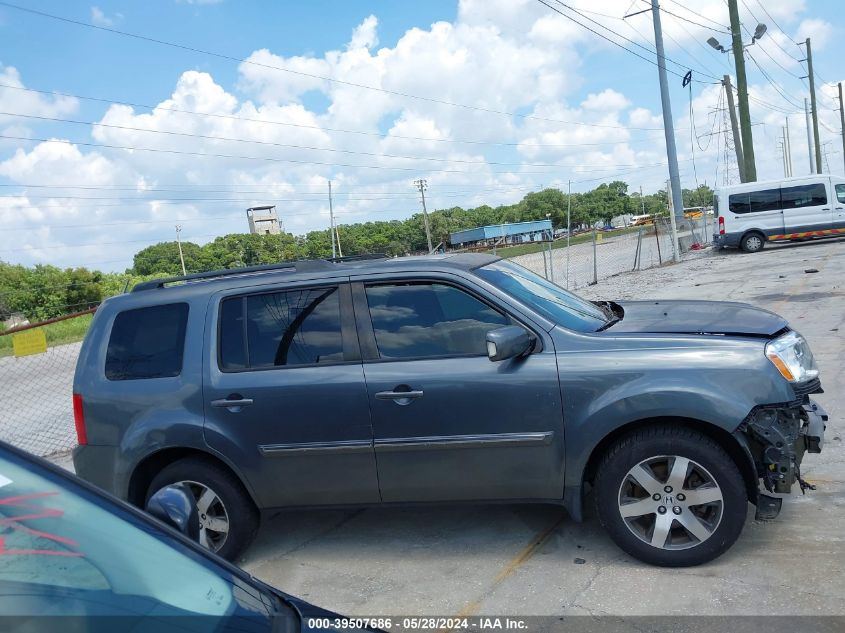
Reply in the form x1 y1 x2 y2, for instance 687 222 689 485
131 254 389 292
326 253 387 263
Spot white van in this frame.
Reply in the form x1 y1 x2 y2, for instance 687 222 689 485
714 174 845 252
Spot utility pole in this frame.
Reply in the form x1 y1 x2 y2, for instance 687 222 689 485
328 180 337 259
650 0 685 221
723 75 746 182
838 83 845 174
805 98 815 173
666 179 680 263
785 118 793 177
778 136 787 177
803 38 823 174
566 180 571 289
175 225 187 276
727 0 756 181
413 179 433 254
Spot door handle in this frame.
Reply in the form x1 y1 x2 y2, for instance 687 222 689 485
211 397 254 410
375 390 424 401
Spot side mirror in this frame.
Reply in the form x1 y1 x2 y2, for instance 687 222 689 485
145 483 200 541
486 326 532 362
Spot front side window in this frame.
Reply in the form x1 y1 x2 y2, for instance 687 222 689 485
365 283 510 359
219 287 343 370
835 183 845 204
781 183 827 209
105 303 189 380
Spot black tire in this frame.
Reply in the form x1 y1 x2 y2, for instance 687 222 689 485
146 456 259 561
740 232 765 252
594 425 747 567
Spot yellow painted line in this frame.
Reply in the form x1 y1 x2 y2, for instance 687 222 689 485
448 512 568 621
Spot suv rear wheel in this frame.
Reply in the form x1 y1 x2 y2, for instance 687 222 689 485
594 425 747 567
146 457 259 561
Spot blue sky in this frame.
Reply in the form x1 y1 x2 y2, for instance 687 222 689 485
0 0 841 271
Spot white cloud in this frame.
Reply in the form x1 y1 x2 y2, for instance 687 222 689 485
349 15 379 51
795 18 833 50
90 6 122 28
0 65 79 124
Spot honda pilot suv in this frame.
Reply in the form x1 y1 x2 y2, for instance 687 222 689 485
72 254 827 567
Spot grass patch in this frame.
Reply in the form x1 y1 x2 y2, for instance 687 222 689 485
0 313 93 358
492 225 645 259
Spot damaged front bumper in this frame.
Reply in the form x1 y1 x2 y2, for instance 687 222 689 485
736 388 828 518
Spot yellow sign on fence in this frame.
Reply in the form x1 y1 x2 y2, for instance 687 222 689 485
12 329 48 358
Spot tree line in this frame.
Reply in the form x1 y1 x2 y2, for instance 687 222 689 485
0 181 713 323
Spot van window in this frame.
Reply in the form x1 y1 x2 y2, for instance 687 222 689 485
835 184 845 204
728 188 780 214
781 183 827 209
105 303 189 380
219 287 343 370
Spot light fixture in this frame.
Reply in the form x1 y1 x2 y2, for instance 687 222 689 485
752 23 767 43
707 37 726 53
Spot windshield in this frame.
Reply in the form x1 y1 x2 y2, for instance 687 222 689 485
476 260 609 332
0 448 294 629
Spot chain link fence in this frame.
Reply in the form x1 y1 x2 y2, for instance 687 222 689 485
512 215 713 291
0 310 93 459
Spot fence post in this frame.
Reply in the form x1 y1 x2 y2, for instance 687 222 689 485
653 221 662 265
548 238 555 283
591 228 598 285
542 244 549 279
632 227 643 271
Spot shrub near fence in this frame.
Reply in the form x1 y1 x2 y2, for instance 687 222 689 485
0 309 94 457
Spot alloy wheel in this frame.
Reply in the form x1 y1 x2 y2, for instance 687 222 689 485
176 480 230 552
617 455 724 550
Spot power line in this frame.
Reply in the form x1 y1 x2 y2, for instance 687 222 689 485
745 51 804 111
0 111 667 168
750 0 803 62
0 134 562 175
0 1 675 130
658 0 731 32
542 0 721 83
0 134 691 176
647 1 730 34
0 83 673 141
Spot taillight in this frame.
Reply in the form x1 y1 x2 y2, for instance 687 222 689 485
73 393 88 445
718 216 725 235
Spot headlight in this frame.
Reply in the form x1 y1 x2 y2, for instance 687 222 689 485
765 331 819 383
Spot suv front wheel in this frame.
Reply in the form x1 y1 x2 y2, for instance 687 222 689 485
146 456 259 561
594 425 747 567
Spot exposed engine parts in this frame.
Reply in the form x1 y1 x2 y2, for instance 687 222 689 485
740 400 827 495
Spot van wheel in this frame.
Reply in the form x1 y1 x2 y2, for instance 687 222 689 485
740 232 765 252
594 425 747 567
146 457 259 561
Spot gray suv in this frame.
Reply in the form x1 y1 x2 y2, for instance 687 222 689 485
72 254 828 567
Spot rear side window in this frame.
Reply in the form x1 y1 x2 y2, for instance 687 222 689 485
728 188 780 214
219 287 343 370
365 282 510 359
781 183 827 209
105 303 189 380
837 184 845 204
